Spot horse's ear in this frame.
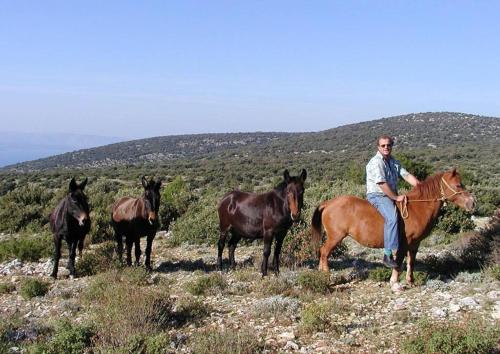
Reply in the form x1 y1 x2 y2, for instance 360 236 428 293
155 180 162 191
79 178 88 190
283 169 290 183
451 168 457 177
142 176 148 189
300 169 307 182
69 177 77 192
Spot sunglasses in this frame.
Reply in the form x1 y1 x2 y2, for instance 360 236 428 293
379 144 393 148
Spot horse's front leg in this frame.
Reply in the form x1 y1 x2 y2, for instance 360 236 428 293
125 237 133 266
68 240 78 278
144 234 155 271
217 230 228 271
272 233 285 275
390 248 405 290
406 249 418 286
51 236 62 279
134 237 142 266
228 233 241 270
261 232 273 277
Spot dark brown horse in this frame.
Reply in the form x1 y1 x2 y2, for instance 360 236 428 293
111 177 162 270
50 177 91 279
311 169 475 289
218 169 307 276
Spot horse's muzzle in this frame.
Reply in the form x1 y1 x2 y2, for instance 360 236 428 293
77 214 88 227
290 212 300 221
148 212 156 225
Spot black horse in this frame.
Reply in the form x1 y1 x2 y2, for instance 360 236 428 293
217 169 307 276
111 177 162 270
50 177 91 279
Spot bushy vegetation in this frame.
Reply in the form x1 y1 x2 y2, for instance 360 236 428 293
26 320 95 354
190 326 264 354
300 298 351 334
297 270 331 293
186 273 227 296
19 278 50 299
0 282 15 294
83 270 173 349
0 233 52 262
75 240 116 276
401 318 500 354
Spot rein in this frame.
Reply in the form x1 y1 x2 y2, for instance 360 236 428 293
399 177 464 219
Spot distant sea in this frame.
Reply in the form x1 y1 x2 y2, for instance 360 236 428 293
0 132 125 167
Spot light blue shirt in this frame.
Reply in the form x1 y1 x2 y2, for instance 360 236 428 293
366 151 409 195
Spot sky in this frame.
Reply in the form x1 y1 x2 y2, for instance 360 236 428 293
1 1 499 140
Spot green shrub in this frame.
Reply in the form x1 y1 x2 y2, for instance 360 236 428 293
300 300 350 334
254 276 296 296
436 205 475 234
169 191 219 246
190 327 264 354
0 282 16 294
76 241 116 277
29 320 94 354
84 273 173 348
186 273 227 296
159 176 195 230
484 264 500 281
0 184 53 233
368 267 392 282
0 234 52 262
297 270 331 293
19 278 50 299
401 318 500 354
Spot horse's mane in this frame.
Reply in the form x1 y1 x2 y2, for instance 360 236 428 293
409 172 445 199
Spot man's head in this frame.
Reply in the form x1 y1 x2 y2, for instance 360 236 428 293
377 135 394 159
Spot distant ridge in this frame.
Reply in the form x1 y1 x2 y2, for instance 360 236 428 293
0 132 124 168
3 112 498 171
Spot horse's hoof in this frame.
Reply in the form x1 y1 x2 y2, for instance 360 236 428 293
390 281 405 292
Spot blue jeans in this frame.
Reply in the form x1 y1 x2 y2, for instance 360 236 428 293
367 193 399 251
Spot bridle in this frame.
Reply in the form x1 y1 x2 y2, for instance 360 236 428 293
399 177 465 219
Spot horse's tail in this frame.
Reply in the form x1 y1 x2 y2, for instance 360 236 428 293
311 204 325 257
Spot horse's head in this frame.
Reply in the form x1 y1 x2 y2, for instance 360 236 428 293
284 169 307 221
441 169 476 212
142 176 162 225
68 177 90 226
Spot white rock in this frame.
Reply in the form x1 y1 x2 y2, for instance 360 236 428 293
278 331 295 340
449 303 461 313
487 291 499 300
285 341 299 351
431 307 447 318
459 297 480 308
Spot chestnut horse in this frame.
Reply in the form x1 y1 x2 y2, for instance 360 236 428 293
111 177 161 270
218 169 307 276
311 169 475 288
50 177 91 279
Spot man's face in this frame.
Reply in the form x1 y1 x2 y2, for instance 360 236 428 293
378 138 393 159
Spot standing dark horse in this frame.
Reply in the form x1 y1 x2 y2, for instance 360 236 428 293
50 177 91 279
218 169 307 276
311 169 475 289
111 176 162 270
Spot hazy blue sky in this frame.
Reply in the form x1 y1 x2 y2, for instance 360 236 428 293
1 1 499 139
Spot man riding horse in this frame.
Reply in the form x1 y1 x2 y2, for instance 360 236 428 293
366 135 421 268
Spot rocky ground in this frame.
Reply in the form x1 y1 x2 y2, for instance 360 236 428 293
1 227 499 353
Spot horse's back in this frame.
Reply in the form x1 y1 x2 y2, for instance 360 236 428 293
218 190 275 236
112 197 143 223
321 195 385 248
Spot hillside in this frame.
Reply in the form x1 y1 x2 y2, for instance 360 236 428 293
3 112 499 172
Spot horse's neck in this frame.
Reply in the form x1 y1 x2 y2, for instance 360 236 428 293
271 188 290 214
405 181 443 231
